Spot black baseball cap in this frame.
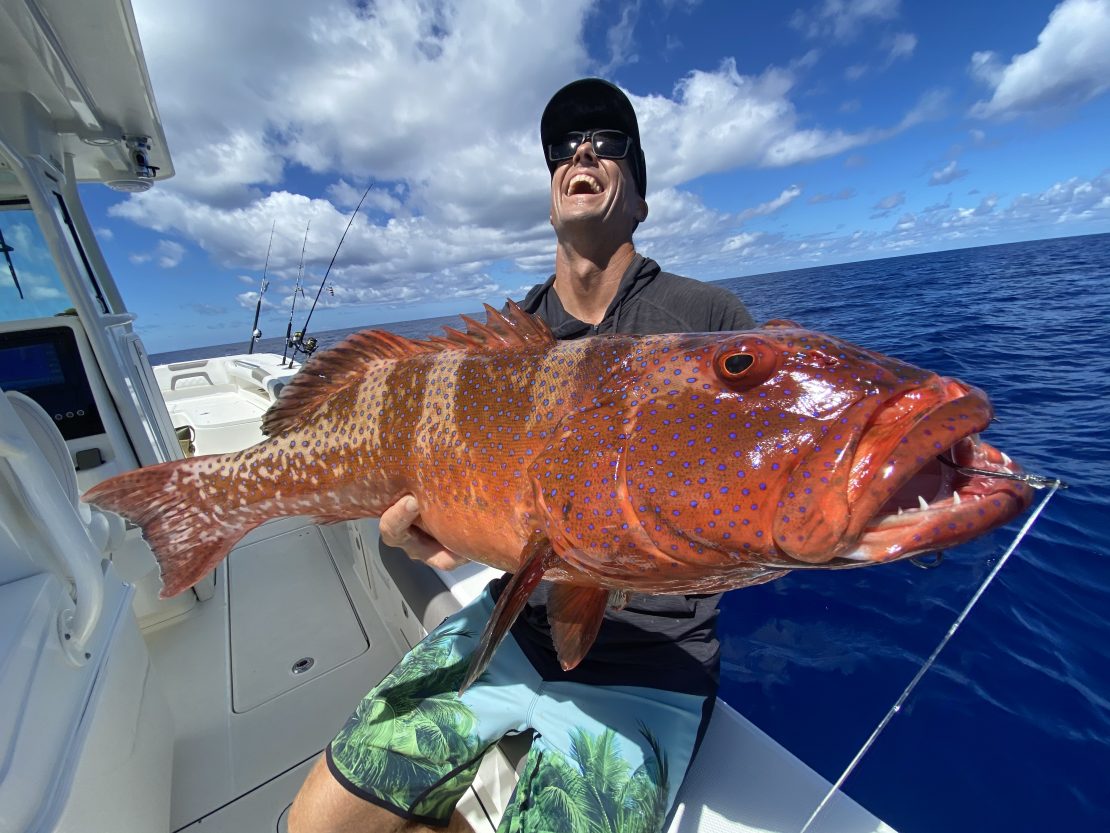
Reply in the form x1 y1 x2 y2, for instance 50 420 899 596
540 78 647 198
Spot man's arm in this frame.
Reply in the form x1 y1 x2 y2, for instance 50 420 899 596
380 496 470 570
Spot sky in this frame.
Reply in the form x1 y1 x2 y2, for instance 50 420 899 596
78 0 1110 354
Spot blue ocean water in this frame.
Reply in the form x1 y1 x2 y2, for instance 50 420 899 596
153 232 1110 832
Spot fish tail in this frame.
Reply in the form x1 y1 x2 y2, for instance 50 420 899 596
84 456 255 598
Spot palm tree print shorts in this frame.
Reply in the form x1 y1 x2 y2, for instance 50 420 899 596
327 587 712 832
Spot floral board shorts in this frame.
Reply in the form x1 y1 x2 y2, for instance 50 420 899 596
326 587 714 833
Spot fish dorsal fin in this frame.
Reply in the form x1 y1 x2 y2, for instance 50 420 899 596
261 329 433 436
424 300 555 351
261 300 556 436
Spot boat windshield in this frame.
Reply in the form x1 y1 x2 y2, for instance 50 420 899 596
0 201 74 322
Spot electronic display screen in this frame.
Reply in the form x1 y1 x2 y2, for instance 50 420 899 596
0 343 66 390
0 326 104 439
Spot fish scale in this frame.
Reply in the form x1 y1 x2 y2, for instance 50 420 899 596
84 303 1033 689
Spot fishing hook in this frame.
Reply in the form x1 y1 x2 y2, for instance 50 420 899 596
937 453 1069 491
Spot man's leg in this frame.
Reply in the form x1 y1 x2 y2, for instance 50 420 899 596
288 755 474 832
289 589 541 832
498 681 713 833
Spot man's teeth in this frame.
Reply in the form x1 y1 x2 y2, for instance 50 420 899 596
567 174 602 194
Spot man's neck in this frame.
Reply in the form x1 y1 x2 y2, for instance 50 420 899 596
552 242 638 325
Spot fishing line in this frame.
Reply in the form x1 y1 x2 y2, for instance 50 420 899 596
299 185 372 350
798 478 1064 833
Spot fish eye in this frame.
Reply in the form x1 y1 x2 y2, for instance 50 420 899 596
713 338 780 389
722 353 755 376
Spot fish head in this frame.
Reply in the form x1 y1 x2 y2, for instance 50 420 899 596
618 323 1034 573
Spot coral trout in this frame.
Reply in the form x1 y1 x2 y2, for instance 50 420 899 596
84 303 1034 689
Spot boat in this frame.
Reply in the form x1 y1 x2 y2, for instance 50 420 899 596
0 1 895 830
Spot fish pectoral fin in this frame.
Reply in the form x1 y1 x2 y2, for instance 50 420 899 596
460 530 553 693
547 584 610 672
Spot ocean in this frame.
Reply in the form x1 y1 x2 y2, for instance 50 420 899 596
153 232 1110 833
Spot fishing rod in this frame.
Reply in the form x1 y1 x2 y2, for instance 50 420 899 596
294 184 372 359
247 221 276 354
282 220 311 367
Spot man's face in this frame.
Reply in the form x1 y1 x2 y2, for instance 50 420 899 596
549 136 646 241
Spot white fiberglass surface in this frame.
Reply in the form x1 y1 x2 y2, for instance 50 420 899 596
143 518 409 829
228 525 369 712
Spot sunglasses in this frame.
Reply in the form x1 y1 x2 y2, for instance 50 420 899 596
546 129 634 165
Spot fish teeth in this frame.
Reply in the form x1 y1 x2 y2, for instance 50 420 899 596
1001 452 1012 467
952 491 962 506
917 495 929 511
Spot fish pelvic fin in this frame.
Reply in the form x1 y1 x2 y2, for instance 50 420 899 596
547 584 609 672
262 300 554 437
83 457 256 599
460 529 553 693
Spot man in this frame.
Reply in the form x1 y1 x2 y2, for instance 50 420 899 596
289 78 755 833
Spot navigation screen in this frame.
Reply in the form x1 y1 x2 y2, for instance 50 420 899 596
0 326 104 439
0 343 65 390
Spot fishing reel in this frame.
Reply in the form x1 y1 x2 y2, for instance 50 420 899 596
286 330 317 359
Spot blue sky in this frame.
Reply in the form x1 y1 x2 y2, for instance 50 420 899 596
80 0 1110 353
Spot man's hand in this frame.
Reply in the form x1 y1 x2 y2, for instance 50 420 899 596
380 496 470 571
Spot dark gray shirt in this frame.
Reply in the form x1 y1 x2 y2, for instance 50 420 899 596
491 254 756 695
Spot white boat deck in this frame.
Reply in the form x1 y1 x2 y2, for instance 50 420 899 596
155 353 300 455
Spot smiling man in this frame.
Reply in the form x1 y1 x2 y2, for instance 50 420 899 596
289 78 755 833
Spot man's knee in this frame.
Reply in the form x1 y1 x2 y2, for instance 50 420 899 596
288 753 404 833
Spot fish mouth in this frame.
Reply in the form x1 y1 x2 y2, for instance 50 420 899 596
842 381 1033 564
774 378 1034 567
845 433 1032 561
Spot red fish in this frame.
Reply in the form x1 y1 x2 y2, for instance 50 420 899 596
84 304 1033 689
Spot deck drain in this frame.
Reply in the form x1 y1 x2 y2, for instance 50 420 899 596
291 657 315 675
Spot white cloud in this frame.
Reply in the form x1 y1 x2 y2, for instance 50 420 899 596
929 160 969 185
885 31 917 61
894 213 916 231
791 0 901 41
737 185 803 221
236 290 279 312
156 240 186 268
970 0 1110 119
721 231 762 253
109 0 942 314
809 187 857 204
871 191 906 217
844 31 916 80
634 59 939 183
597 1 642 74
665 170 1110 279
128 239 186 268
